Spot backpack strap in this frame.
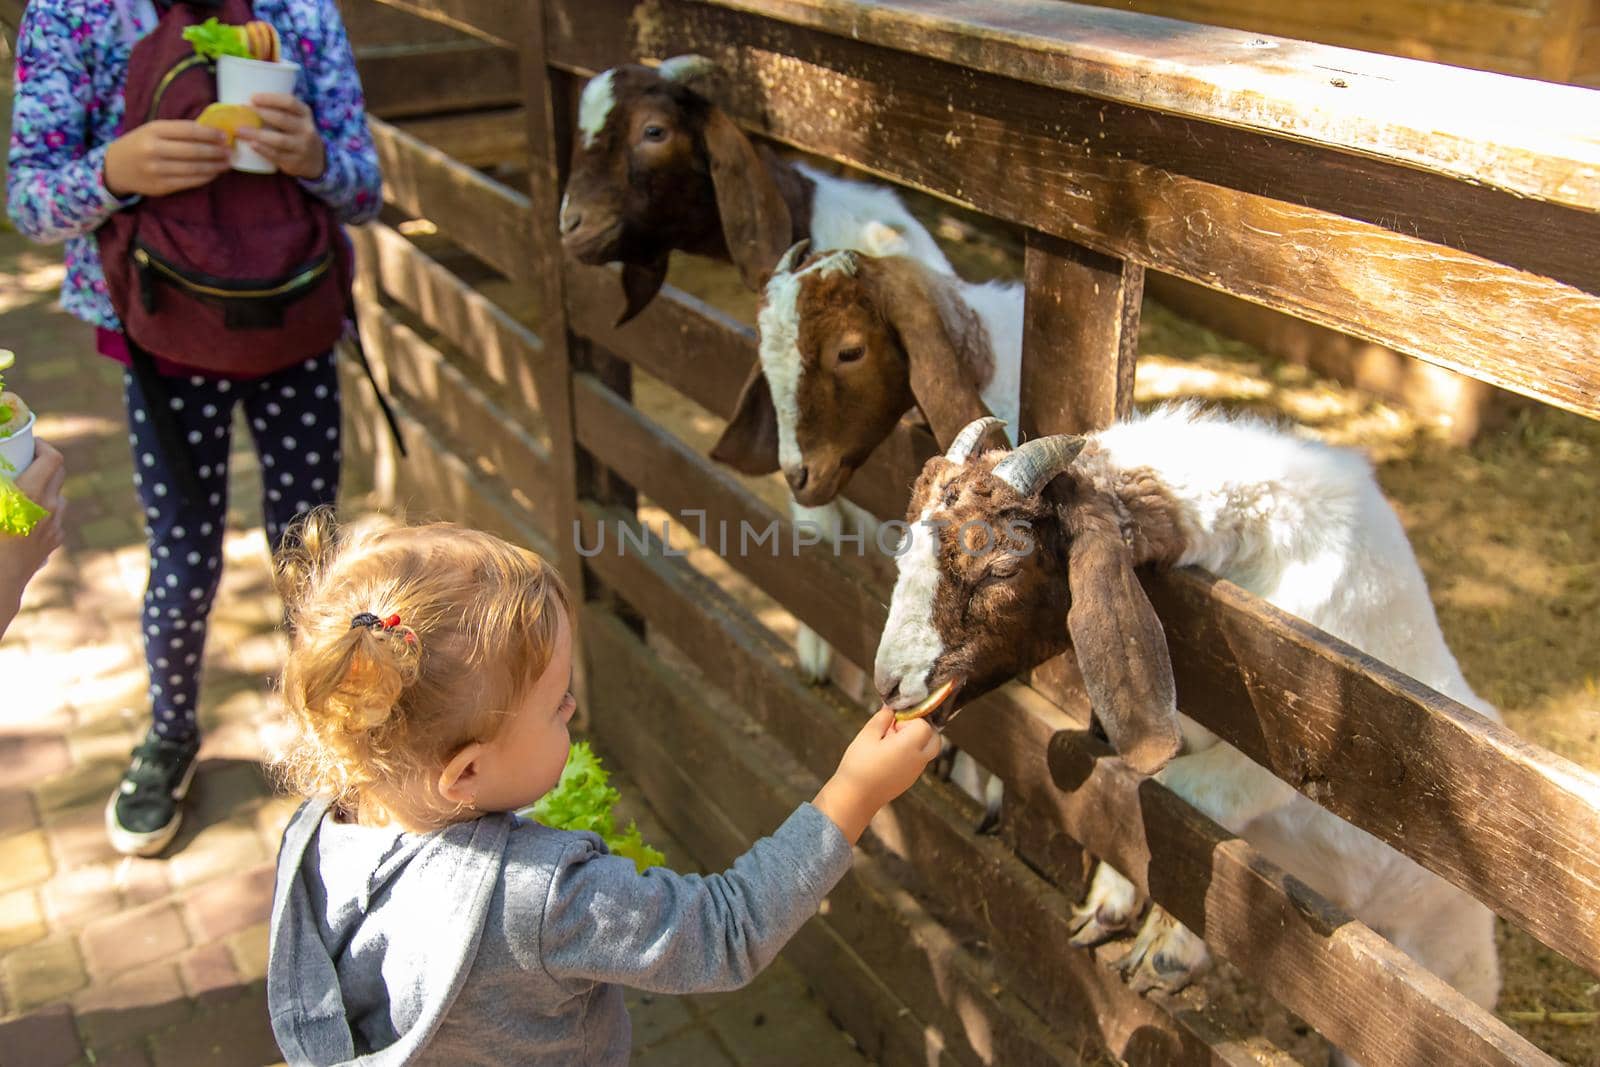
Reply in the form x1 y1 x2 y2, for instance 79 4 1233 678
341 319 409 459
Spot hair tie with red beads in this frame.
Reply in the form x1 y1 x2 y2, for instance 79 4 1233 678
350 612 414 644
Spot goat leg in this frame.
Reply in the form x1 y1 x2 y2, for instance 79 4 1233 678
1067 861 1141 947
1117 906 1211 995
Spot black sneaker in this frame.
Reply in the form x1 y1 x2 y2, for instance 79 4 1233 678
104 736 200 857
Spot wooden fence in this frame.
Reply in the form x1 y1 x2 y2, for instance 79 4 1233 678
342 2 1600 1064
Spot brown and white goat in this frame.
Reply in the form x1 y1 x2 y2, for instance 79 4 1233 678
710 244 1021 507
559 57 950 324
875 410 1501 1063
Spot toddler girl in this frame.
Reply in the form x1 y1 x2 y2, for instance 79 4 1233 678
265 512 940 1064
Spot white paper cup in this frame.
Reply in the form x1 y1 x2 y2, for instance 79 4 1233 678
215 54 301 174
0 413 36 480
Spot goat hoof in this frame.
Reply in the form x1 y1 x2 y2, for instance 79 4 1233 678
1118 909 1209 995
1067 904 1133 948
1124 951 1201 996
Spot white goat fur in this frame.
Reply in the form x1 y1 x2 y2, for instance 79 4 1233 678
879 402 1502 1028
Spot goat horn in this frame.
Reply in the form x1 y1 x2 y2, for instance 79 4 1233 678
658 54 719 83
992 435 1088 496
945 417 1007 464
773 239 811 276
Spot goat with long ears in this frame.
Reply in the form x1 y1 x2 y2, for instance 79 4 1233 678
876 423 1181 775
711 244 1021 505
875 407 1502 1028
560 58 949 325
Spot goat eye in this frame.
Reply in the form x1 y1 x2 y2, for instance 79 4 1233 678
641 124 668 142
836 345 865 365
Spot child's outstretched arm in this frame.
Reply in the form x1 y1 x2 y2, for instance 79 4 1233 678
536 710 939 995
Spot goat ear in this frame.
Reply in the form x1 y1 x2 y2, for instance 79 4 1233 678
863 257 994 450
1063 504 1182 775
702 107 795 291
710 362 781 475
617 254 670 326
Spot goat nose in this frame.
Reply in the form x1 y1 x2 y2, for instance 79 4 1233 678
880 679 902 707
559 208 582 236
786 466 810 492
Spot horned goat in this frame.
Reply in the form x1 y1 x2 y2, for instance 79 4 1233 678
873 407 1501 1064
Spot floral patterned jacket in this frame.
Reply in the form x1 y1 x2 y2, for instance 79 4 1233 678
7 0 383 332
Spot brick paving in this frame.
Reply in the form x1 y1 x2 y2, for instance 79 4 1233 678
0 93 868 1067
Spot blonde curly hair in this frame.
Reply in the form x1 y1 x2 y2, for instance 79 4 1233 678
272 509 571 829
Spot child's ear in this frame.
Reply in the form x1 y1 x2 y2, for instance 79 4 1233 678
438 742 486 807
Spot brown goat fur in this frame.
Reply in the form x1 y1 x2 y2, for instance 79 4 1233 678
710 251 997 504
884 439 1187 774
559 63 812 323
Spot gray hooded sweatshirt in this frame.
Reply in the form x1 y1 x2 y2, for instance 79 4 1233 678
267 795 853 1065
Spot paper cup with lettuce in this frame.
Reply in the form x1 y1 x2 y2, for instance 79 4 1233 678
183 18 299 173
0 351 48 536
523 741 666 873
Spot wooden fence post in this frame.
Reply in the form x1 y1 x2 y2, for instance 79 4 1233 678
1018 227 1146 756
516 8 641 728
1020 229 1143 440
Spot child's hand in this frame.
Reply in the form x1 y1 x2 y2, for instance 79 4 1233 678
812 708 941 843
104 121 231 198
236 93 326 180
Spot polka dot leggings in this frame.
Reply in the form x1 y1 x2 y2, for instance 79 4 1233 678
126 353 342 744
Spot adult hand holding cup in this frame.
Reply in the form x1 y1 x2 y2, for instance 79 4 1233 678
214 54 301 173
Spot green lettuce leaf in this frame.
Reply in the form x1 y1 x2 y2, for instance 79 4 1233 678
182 18 252 60
527 741 664 873
0 476 48 537
607 821 667 873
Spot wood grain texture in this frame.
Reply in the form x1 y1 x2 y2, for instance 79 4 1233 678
356 41 520 119
690 0 1600 211
368 117 534 284
545 0 1600 421
1105 0 1549 75
339 362 556 559
349 223 545 414
1020 231 1143 438
352 301 560 538
391 108 531 169
366 0 516 48
580 525 1265 1065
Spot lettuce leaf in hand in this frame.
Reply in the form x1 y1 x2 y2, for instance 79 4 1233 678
0 476 47 537
527 741 665 873
182 18 252 60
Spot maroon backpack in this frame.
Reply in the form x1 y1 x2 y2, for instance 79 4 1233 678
97 0 353 376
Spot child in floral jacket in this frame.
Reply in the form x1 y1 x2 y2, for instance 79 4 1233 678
8 0 383 856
